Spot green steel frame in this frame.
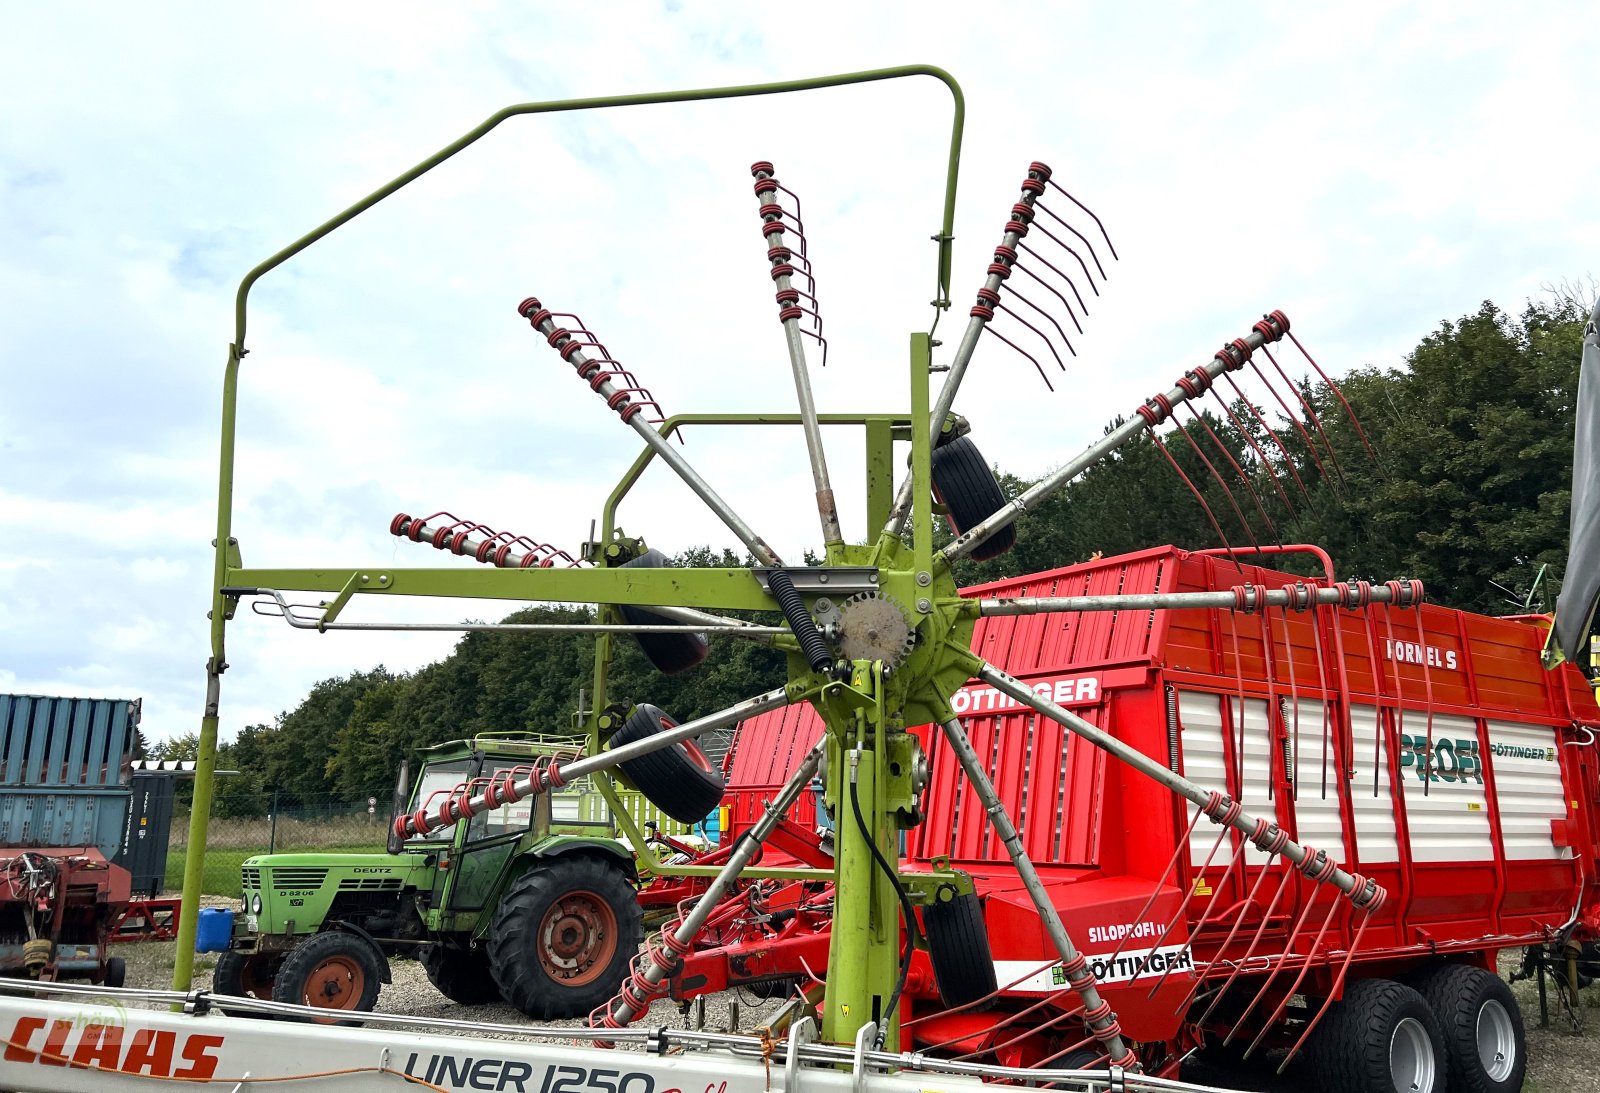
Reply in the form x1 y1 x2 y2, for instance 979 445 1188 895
184 67 980 1051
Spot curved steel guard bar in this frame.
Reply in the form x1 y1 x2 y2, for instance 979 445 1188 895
227 66 963 355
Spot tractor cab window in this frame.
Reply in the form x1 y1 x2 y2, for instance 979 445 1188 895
470 762 540 840
407 759 472 843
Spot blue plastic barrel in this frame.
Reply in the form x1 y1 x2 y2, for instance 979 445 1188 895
194 907 234 953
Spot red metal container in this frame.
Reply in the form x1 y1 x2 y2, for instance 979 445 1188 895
698 546 1600 1063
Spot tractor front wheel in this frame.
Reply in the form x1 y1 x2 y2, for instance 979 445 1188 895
488 857 644 1020
272 931 384 1024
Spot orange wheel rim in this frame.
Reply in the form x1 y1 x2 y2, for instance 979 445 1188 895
682 738 713 773
303 954 365 1015
537 889 618 987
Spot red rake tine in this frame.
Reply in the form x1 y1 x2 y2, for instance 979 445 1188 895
1182 402 1279 539
1198 857 1295 1027
1171 415 1260 549
1011 260 1084 335
1221 866 1328 1047
1144 838 1250 1001
1288 330 1383 470
1221 372 1314 503
1207 388 1297 516
1003 287 1077 360
1017 241 1090 315
1026 218 1101 297
1033 200 1112 283
1280 909 1377 1071
1263 345 1346 484
1181 848 1284 1017
987 326 1054 391
997 302 1070 370
1243 893 1344 1059
1150 428 1230 548
1044 177 1119 264
1248 359 1339 491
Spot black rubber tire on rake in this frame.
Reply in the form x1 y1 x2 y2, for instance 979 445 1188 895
922 888 998 1009
420 943 503 1006
931 435 1016 561
1409 963 1526 1093
1303 977 1446 1093
619 549 710 675
609 703 726 824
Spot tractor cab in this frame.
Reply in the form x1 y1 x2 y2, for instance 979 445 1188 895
224 731 643 1021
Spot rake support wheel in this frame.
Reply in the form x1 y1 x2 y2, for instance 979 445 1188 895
610 702 726 824
619 549 710 674
922 888 997 1009
930 435 1015 561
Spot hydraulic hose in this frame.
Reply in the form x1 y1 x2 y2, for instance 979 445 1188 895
850 751 919 1045
767 569 834 672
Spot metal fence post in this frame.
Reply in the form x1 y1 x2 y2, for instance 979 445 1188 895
268 787 279 854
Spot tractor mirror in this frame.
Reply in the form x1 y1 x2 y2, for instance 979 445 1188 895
386 759 411 855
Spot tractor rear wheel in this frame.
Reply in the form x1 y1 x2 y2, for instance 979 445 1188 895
1411 963 1525 1093
931 435 1015 561
488 857 644 1020
272 931 384 1025
213 951 279 1000
610 703 725 824
420 943 502 1006
1304 978 1445 1093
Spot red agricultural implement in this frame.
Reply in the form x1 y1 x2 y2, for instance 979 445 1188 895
672 544 1600 1078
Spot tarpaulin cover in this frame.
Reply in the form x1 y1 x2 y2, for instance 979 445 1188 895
1553 298 1600 665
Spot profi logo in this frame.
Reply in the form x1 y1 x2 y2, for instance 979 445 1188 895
1397 735 1483 785
3 1015 222 1079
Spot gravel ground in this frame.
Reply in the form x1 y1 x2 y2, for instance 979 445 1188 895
116 943 1600 1090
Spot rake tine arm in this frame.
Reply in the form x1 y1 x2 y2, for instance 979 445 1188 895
753 163 842 546
977 576 1425 617
942 312 1292 564
517 299 785 569
938 717 1141 1072
392 688 791 842
885 164 1055 538
592 737 827 1032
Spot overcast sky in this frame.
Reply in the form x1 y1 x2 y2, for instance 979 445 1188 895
3 2 1596 749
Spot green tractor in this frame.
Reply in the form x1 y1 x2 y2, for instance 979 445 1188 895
215 723 723 1021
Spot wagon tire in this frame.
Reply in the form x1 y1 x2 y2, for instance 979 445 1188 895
213 951 278 1001
419 943 503 1006
103 956 127 989
1304 977 1445 1093
609 703 725 824
619 549 709 674
1411 963 1525 1093
922 890 997 1009
931 435 1015 561
272 931 383 1025
487 857 644 1020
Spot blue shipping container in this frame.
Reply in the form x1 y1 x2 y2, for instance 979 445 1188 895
0 694 139 858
